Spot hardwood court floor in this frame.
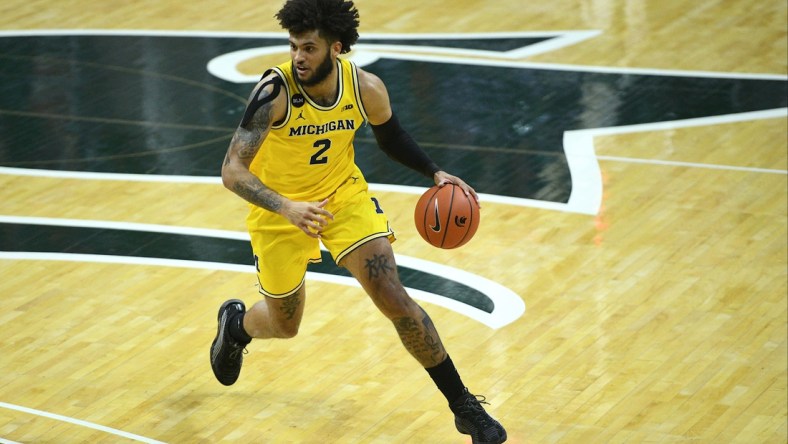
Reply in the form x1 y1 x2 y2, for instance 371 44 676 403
0 0 786 443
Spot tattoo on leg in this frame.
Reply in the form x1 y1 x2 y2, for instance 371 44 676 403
419 308 444 360
365 254 394 279
393 307 446 366
280 294 300 320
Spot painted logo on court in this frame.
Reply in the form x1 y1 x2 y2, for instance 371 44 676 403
0 30 785 329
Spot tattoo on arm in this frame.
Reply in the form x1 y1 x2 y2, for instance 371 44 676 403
234 100 271 159
232 177 283 213
226 98 284 212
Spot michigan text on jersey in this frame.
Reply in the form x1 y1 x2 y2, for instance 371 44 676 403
289 119 356 136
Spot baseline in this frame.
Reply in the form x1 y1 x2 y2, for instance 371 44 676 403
0 401 166 444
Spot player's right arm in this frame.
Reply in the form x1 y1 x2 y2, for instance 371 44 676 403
221 74 333 237
221 75 286 213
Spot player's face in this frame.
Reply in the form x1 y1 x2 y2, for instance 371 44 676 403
289 31 336 87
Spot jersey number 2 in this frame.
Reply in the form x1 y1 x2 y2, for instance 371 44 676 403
310 139 330 164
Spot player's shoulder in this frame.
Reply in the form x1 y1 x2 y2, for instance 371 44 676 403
238 68 288 128
251 69 286 99
355 66 386 94
355 66 390 119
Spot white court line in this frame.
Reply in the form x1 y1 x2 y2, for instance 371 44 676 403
0 402 166 444
0 250 523 329
2 31 786 215
595 155 787 174
205 36 785 84
0 167 221 183
567 108 788 177
1 104 785 218
0 213 526 328
0 166 585 213
0 216 525 329
0 215 250 240
0 29 590 40
206 31 603 83
562 107 788 214
2 29 784 80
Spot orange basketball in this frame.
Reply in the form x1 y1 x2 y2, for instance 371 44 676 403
414 184 480 249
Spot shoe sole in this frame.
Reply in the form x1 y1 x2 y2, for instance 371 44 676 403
456 420 508 444
210 299 246 386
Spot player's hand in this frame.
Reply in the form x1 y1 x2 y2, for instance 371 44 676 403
433 171 480 207
280 198 334 238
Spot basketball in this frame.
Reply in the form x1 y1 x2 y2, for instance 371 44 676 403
414 184 480 249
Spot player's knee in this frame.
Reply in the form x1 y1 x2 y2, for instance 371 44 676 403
374 288 420 320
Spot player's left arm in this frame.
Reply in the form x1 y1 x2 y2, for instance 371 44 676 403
357 68 479 203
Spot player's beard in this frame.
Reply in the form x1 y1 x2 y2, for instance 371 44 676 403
299 48 334 87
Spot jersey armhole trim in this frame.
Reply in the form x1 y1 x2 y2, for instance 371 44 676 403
350 61 369 124
270 66 291 130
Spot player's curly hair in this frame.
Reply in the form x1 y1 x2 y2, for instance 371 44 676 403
276 0 360 54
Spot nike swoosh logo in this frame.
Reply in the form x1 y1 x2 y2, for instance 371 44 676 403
430 199 441 232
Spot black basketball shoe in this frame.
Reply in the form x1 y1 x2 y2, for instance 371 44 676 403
450 389 507 444
210 299 248 386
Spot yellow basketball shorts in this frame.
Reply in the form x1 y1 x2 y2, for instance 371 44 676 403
246 174 395 298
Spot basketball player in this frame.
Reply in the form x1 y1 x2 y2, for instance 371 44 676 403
210 0 506 442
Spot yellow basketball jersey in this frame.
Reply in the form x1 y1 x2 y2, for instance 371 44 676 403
248 58 368 205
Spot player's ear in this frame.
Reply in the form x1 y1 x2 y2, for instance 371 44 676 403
331 41 342 56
